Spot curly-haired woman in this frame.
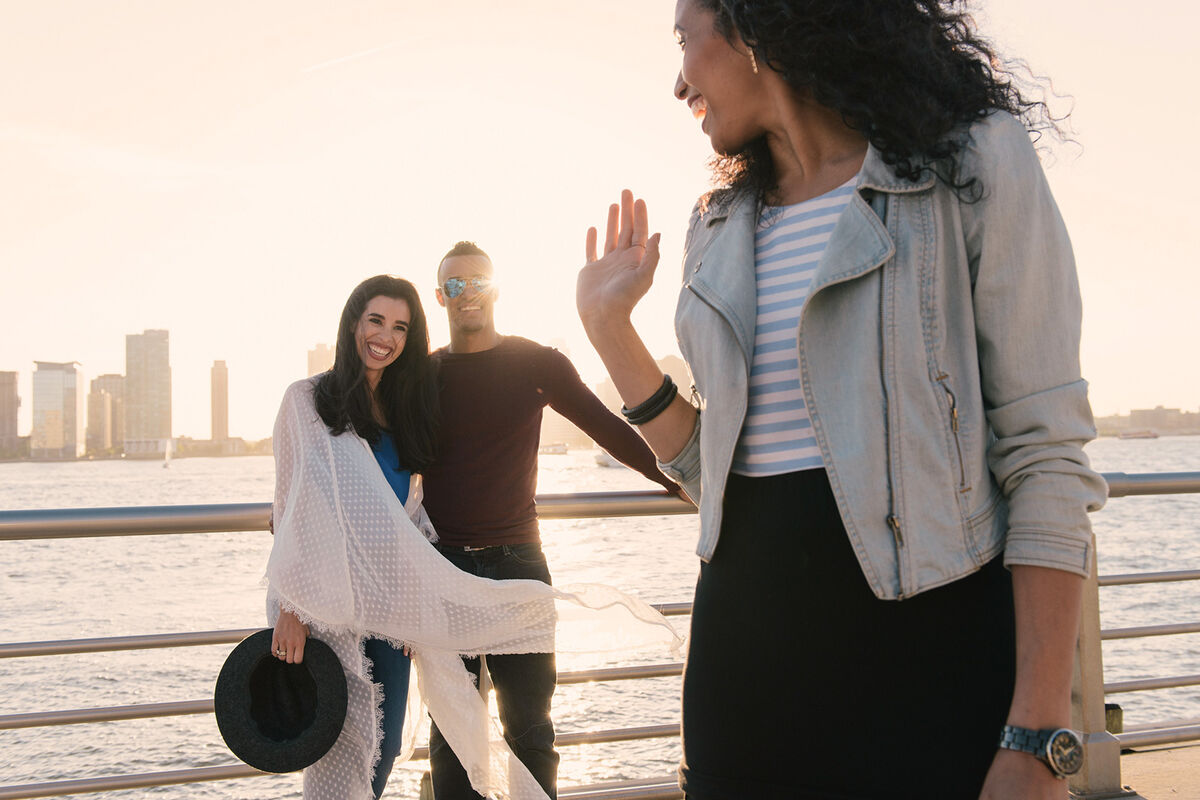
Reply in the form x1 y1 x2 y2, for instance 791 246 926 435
576 2 1107 798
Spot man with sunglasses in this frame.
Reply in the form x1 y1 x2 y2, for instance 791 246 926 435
422 240 680 800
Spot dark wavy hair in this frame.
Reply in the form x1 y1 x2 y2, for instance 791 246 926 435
697 0 1066 202
313 275 440 472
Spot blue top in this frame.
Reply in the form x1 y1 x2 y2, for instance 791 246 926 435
370 433 410 506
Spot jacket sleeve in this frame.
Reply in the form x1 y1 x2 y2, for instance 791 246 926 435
657 202 709 503
962 113 1108 576
541 347 680 493
658 413 702 502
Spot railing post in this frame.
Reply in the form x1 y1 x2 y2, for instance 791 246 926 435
1070 535 1135 798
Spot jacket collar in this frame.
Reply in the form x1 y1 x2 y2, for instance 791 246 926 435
698 142 936 228
858 142 937 194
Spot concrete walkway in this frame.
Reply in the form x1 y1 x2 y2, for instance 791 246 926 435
1117 743 1200 799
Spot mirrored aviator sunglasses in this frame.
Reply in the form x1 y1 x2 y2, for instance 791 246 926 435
441 276 492 298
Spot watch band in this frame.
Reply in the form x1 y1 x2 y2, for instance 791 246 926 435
998 724 1049 758
998 724 1083 779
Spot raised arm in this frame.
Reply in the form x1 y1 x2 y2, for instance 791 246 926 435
576 190 697 464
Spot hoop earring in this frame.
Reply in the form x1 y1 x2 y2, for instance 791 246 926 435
749 50 759 74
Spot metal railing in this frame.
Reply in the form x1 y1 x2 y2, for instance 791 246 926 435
2 473 1199 799
0 491 693 800
1071 472 1200 799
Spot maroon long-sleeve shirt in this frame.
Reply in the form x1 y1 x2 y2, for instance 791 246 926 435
421 336 676 547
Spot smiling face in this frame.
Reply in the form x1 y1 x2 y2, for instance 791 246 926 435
673 0 766 155
354 295 411 388
436 253 497 340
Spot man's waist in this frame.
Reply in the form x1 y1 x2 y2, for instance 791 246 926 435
430 523 541 549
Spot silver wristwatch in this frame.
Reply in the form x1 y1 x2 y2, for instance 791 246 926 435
997 724 1084 779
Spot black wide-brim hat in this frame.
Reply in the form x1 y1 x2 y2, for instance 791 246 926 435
214 628 348 773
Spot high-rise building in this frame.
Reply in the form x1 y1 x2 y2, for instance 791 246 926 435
0 371 19 455
307 344 334 377
124 330 171 455
87 389 113 453
91 374 125 452
31 361 85 459
211 360 229 441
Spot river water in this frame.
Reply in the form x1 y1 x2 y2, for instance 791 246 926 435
1 436 1197 797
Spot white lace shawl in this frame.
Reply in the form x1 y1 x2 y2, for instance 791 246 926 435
265 379 682 800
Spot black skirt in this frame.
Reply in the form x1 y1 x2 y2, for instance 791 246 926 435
680 470 1015 800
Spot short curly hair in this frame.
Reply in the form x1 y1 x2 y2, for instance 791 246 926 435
696 0 1065 201
440 240 490 263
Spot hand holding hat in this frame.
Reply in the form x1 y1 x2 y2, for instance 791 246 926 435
271 610 310 663
214 628 347 773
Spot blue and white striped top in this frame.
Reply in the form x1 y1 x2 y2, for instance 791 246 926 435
731 178 857 477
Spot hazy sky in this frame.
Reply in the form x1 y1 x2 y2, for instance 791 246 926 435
3 1 1198 440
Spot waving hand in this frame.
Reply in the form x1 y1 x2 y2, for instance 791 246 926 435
577 189 661 333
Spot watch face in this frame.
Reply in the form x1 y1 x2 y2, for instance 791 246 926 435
1048 729 1084 775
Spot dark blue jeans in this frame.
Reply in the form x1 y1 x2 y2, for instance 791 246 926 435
429 542 559 800
363 638 411 800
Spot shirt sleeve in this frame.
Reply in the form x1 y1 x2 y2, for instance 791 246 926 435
539 347 680 493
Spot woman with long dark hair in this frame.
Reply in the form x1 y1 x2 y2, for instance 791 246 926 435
576 2 1106 798
272 274 438 799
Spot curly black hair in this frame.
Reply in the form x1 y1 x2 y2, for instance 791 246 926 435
696 0 1066 201
314 275 440 472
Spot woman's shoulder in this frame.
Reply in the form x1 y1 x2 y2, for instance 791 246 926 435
281 376 320 410
957 110 1043 181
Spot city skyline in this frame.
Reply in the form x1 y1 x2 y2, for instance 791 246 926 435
3 2 1199 440
4 333 1199 450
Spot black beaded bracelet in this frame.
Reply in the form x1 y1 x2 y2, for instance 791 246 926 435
621 374 677 426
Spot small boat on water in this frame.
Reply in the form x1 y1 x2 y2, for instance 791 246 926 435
1118 430 1160 439
538 442 569 455
594 450 623 468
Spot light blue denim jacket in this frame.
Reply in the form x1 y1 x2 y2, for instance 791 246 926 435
660 111 1108 600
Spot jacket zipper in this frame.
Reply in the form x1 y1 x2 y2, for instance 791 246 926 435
936 373 969 492
871 189 906 597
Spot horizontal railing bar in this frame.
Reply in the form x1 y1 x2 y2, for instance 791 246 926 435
1 666 684 729
408 723 677 760
537 491 695 519
0 726 680 799
1102 471 1200 498
0 764 265 800
557 723 679 747
1 604 691 659
1104 674 1200 694
0 628 261 659
1122 716 1200 732
0 772 683 800
0 491 695 541
0 700 212 730
2 471 1196 542
1099 570 1200 587
560 662 684 685
1116 724 1200 749
0 503 272 540
562 776 682 800
1101 622 1200 640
